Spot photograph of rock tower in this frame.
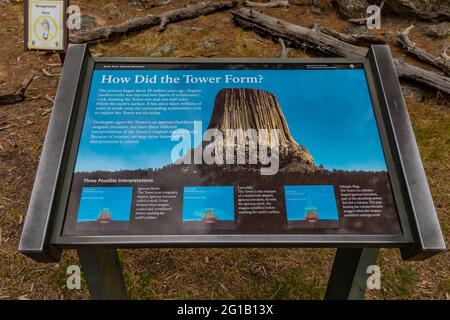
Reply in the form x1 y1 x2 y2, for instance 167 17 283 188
205 87 316 174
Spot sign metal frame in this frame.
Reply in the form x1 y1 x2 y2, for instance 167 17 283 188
19 44 446 264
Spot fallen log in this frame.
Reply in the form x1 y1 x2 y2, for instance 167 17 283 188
141 0 175 9
315 24 385 46
394 59 450 93
71 15 158 44
0 74 37 106
233 8 368 57
158 0 235 31
231 8 450 94
243 0 290 8
397 25 450 77
71 1 237 44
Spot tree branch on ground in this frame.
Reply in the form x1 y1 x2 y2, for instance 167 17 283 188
278 38 290 58
243 0 290 8
313 24 385 46
0 73 37 106
231 8 450 94
71 1 237 44
142 0 175 9
441 44 449 61
397 25 450 77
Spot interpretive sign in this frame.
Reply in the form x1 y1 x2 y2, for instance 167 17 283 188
19 45 445 265
25 0 67 51
62 62 401 237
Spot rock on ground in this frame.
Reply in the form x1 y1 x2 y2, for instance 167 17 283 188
200 37 219 49
80 14 98 31
370 0 450 21
148 43 174 57
127 0 142 6
333 0 370 18
102 4 125 19
335 0 450 21
423 23 450 39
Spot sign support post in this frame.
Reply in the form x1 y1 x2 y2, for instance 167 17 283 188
77 248 380 300
58 52 66 64
76 248 379 300
324 248 380 300
77 248 128 300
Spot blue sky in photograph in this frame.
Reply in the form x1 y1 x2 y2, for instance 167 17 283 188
77 186 133 222
284 185 339 220
182 186 234 221
74 69 387 172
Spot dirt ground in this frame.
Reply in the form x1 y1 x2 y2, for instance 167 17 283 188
0 0 448 300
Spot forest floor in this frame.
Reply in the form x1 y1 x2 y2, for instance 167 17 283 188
0 0 448 299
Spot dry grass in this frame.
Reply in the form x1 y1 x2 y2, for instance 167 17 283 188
0 0 448 300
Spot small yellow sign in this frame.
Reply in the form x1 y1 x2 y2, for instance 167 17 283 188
28 0 64 50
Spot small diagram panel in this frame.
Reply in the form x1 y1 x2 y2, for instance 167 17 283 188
76 186 133 231
182 186 235 231
284 185 340 229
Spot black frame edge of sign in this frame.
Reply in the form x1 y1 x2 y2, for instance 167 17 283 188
367 45 446 260
18 44 89 262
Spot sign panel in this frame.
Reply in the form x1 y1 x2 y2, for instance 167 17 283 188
26 0 66 51
62 62 402 237
18 45 446 261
